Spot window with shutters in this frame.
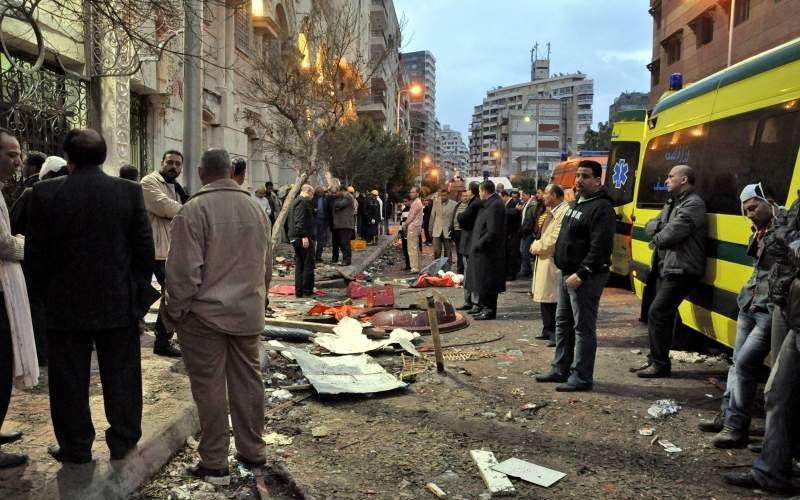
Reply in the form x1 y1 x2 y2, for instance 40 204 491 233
235 1 252 53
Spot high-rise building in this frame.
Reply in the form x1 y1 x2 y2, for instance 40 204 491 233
647 0 800 107
608 91 649 124
356 0 403 133
401 50 437 177
469 49 593 177
438 125 469 179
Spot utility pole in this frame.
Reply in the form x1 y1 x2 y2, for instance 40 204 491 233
727 0 736 67
183 0 203 194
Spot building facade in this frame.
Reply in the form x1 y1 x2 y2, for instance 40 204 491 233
608 91 650 123
468 56 593 177
438 125 469 180
401 50 437 177
647 0 800 107
356 0 404 135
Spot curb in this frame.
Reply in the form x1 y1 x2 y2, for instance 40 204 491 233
45 397 199 500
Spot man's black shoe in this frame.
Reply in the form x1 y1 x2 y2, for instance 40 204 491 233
468 306 484 315
722 471 793 493
534 334 549 340
154 343 182 358
629 361 651 373
535 371 567 383
0 431 22 445
698 413 724 433
636 365 671 378
456 303 473 311
555 382 592 392
186 463 231 485
546 340 556 347
712 426 748 449
235 452 267 468
747 442 763 454
473 311 496 320
0 451 27 468
47 445 92 464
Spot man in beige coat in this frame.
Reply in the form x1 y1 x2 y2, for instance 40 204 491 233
141 150 185 357
429 187 457 261
531 184 568 347
164 149 272 485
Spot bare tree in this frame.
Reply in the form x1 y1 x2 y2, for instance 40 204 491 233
239 1 396 251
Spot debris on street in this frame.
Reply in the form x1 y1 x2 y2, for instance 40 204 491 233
647 399 681 418
470 450 517 496
264 432 294 446
491 457 566 488
312 317 420 355
425 482 448 498
657 439 683 454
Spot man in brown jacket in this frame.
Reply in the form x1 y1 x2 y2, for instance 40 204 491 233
164 148 271 485
141 150 185 357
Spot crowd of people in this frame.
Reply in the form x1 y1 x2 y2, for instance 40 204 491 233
398 160 799 494
0 125 798 493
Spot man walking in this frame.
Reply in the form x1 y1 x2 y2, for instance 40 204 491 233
429 187 456 261
141 150 186 357
635 165 707 378
530 184 568 346
457 182 481 311
403 187 424 273
465 181 506 320
313 187 330 262
289 184 315 297
0 128 35 469
165 149 271 484
26 129 156 463
536 160 615 391
696 184 778 447
331 186 355 266
518 188 538 278
501 189 521 280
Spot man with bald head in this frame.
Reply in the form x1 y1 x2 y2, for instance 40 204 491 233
288 184 316 297
26 128 156 463
164 148 271 484
635 164 707 378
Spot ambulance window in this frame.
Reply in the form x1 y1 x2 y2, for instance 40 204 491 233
751 109 800 208
700 115 758 214
604 141 640 207
636 129 706 210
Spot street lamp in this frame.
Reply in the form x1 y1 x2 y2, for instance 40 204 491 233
396 83 423 134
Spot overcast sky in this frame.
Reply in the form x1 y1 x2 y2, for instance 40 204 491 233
394 0 652 139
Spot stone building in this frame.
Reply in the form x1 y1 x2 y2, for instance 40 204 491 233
647 0 800 107
608 91 649 124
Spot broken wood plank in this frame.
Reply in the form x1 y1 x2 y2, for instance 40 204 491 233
470 450 517 497
264 318 388 338
425 482 447 498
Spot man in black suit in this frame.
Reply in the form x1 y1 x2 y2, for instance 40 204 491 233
500 189 521 280
465 181 506 320
25 129 156 464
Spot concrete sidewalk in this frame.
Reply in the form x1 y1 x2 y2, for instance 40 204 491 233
0 335 196 500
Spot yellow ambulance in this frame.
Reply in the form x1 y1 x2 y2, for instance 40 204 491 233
629 36 800 348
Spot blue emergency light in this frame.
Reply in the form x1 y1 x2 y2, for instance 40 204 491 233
669 73 683 91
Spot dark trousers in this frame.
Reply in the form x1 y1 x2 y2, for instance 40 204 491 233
519 235 534 276
332 228 352 265
292 239 316 297
646 274 697 370
153 260 173 347
401 235 411 269
47 326 142 457
505 236 521 279
0 296 12 435
314 220 329 260
540 301 557 341
453 231 465 274
479 293 498 313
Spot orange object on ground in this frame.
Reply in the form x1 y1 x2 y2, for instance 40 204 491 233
307 303 364 321
411 273 455 288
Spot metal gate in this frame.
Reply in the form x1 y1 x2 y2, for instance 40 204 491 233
0 52 89 155
130 93 150 176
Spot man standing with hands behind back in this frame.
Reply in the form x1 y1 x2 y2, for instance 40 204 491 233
288 184 316 298
536 160 615 392
141 150 185 358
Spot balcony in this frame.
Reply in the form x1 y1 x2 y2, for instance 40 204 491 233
356 94 388 122
370 4 388 31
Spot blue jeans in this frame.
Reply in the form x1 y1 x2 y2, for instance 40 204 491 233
551 272 608 387
720 309 772 431
752 330 800 490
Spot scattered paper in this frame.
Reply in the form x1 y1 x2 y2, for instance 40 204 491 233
313 317 420 356
657 439 682 453
647 399 681 418
491 458 566 488
638 427 655 436
470 450 516 496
